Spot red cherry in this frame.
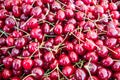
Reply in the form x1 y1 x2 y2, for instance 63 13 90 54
5 17 16 28
68 51 78 63
63 23 75 33
12 59 22 70
44 52 55 63
2 69 12 79
31 6 42 18
97 68 109 79
74 44 85 55
22 58 34 70
2 56 13 68
54 24 63 35
56 10 65 21
34 58 43 67
50 70 59 80
101 57 113 67
6 37 14 46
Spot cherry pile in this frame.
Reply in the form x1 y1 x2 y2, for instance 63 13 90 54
0 0 120 80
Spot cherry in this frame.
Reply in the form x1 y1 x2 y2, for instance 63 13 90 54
12 31 23 38
50 59 58 69
15 37 26 49
42 76 51 80
50 70 59 80
42 23 50 34
2 68 12 79
112 61 120 71
74 44 85 55
87 76 99 80
23 0 34 4
62 65 74 77
47 14 55 22
0 38 6 46
34 58 43 67
31 6 42 18
31 67 44 79
114 72 120 80
68 51 78 63
35 0 43 7
54 24 63 35
107 28 118 37
64 42 73 51
75 68 87 80
12 70 22 76
6 36 14 46
75 11 84 21
67 18 77 26
28 42 38 53
30 28 42 39
84 51 98 63
84 62 97 74
12 6 21 17
86 30 98 40
5 17 16 28
59 54 71 66
109 2 117 11
2 56 13 68
44 52 55 63
12 59 22 70
112 48 120 59
65 9 74 18
11 77 20 80
22 50 31 57
22 58 34 70
22 4 32 16
97 68 109 79
27 18 39 29
51 1 61 11
4 0 12 10
111 11 120 19
105 38 117 48
93 5 104 17
0 9 8 19
63 23 75 33
11 48 20 57
56 10 65 21
54 35 63 45
101 57 113 67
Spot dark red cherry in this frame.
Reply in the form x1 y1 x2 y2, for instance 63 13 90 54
54 35 63 45
64 42 73 51
97 68 109 79
30 28 42 39
42 23 50 34
84 62 97 74
109 2 117 11
12 31 23 38
111 11 120 19
62 65 74 77
86 30 98 40
51 1 61 11
114 72 120 80
50 59 58 69
75 11 84 21
22 58 34 70
44 52 55 63
11 77 20 80
50 70 59 80
67 18 77 26
27 18 39 29
68 51 78 63
54 24 63 35
28 42 38 53
75 68 87 80
12 6 21 17
22 4 32 16
0 9 8 19
42 76 51 80
65 9 74 18
31 67 44 79
5 17 16 28
0 38 6 46
105 38 117 48
6 37 14 46
2 56 13 68
56 10 65 21
112 48 120 59
59 54 71 66
74 44 85 55
12 70 22 76
34 58 43 67
2 69 12 79
42 0 54 4
63 24 74 33
97 46 108 58
112 61 120 71
47 14 55 22
101 57 113 67
15 37 26 49
31 6 42 18
84 51 98 63
12 59 22 70
22 50 31 57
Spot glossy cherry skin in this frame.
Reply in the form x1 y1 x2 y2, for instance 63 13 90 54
64 42 73 51
28 42 38 53
11 48 20 57
86 30 98 40
6 37 14 46
5 17 16 28
11 77 20 80
22 4 32 16
62 65 75 77
105 38 117 48
75 68 87 80
2 69 12 79
51 1 61 11
101 57 113 67
112 48 120 59
2 56 13 68
22 58 34 70
44 52 55 63
27 18 39 29
54 24 63 35
63 23 75 33
42 76 51 80
84 62 97 74
50 70 59 80
109 2 117 11
12 59 22 70
47 14 55 22
50 59 58 69
65 9 74 18
0 38 6 46
84 51 98 63
31 67 44 79
68 51 78 63
54 35 63 45
12 70 22 76
59 54 71 66
74 44 85 55
15 37 26 49
56 10 65 21
12 31 23 38
31 6 42 18
112 61 120 71
75 11 84 21
93 5 104 17
30 28 42 39
107 28 118 37
111 11 120 19
97 68 109 79
12 5 21 17
34 58 43 67
84 39 96 51
97 46 108 58
114 72 120 80
0 9 8 19
22 50 31 57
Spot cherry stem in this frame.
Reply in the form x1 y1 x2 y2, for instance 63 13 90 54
0 46 15 50
0 64 4 67
106 46 117 54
